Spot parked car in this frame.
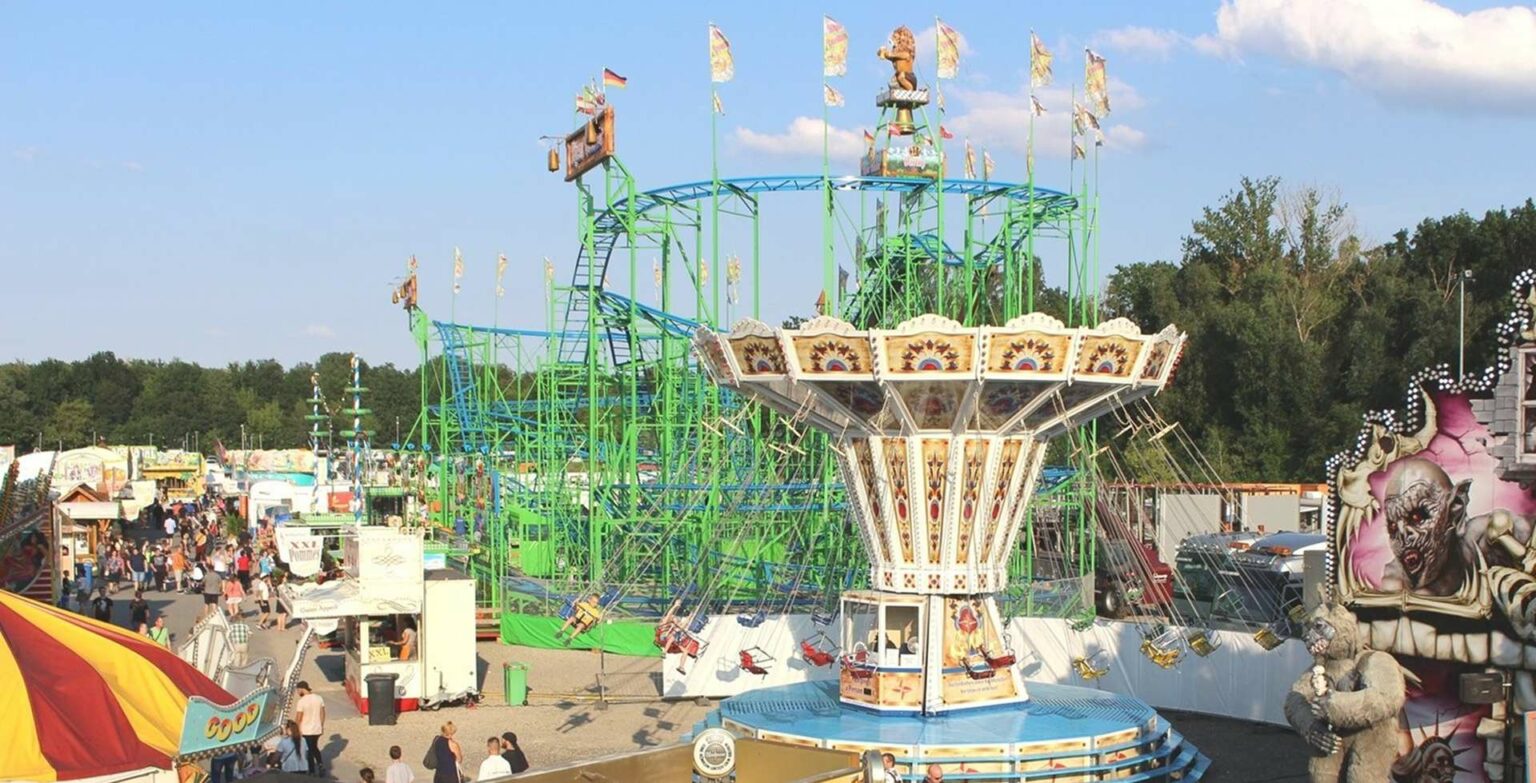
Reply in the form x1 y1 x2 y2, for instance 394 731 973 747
1209 531 1325 628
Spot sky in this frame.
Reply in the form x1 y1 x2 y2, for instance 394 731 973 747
3 0 1534 367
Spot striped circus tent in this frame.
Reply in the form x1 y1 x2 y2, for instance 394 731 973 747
0 591 234 782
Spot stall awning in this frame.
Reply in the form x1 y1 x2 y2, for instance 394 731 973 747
58 501 122 520
280 579 420 619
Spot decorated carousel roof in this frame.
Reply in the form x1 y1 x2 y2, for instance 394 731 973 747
0 591 234 781
694 313 1185 438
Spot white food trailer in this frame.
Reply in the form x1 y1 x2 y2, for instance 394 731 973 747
282 526 477 712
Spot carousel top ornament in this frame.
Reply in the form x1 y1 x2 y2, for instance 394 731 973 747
878 26 918 92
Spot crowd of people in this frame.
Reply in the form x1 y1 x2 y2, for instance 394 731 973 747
205 719 532 783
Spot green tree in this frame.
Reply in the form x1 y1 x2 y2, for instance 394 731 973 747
45 399 95 449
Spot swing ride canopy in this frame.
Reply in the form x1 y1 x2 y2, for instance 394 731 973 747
0 592 235 782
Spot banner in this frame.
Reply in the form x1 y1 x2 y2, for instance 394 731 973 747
935 20 961 79
709 24 734 83
822 16 847 77
178 688 282 758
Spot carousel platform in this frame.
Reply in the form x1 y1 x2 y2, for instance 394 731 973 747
693 680 1210 781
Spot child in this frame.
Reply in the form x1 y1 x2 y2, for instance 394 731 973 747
384 745 414 783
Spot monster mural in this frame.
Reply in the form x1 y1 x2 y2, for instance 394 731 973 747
1329 270 1536 782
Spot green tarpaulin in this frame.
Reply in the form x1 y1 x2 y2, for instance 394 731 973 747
499 612 658 657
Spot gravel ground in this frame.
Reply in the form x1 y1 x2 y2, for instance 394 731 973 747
110 567 1304 782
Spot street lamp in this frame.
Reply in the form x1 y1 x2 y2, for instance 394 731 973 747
1459 269 1474 378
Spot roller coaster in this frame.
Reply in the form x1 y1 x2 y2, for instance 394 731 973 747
393 100 1109 646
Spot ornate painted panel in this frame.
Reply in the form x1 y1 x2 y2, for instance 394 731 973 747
883 437 916 564
920 439 951 566
728 334 788 376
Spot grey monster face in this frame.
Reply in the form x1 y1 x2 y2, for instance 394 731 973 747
1383 458 1469 588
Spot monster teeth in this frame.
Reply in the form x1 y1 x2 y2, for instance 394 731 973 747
1465 632 1489 664
1394 618 1418 657
1371 620 1396 652
1493 632 1522 667
1409 620 1437 659
1434 631 1453 660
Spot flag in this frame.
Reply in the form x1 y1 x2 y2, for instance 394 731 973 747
983 150 995 180
1026 146 1035 177
824 83 844 107
937 86 946 113
964 140 975 179
653 259 663 290
602 68 628 89
1073 102 1100 137
453 247 464 294
838 266 850 294
701 258 709 285
823 16 847 77
575 90 598 115
863 128 875 147
544 257 555 284
1086 49 1110 115
1072 140 1086 160
712 90 724 115
709 24 734 83
726 255 742 284
939 125 954 140
936 19 961 79
1030 32 1053 88
496 253 508 298
1031 94 1047 117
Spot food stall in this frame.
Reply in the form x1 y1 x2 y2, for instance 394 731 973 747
281 526 477 713
140 450 206 500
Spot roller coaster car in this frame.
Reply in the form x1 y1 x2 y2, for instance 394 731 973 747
800 633 838 667
739 647 774 676
842 643 876 680
737 610 767 628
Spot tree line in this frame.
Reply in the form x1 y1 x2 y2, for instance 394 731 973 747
1 178 1533 483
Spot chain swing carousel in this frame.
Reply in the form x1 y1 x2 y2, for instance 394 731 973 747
690 312 1210 779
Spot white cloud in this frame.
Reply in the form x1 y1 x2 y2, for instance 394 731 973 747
1200 0 1536 110
1093 26 1183 60
734 117 868 160
303 324 336 338
945 81 1148 158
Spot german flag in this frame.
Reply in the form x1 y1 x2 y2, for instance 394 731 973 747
602 68 627 89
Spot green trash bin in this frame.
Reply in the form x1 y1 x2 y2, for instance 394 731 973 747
503 662 528 706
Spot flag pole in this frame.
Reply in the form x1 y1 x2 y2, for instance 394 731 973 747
932 16 945 318
823 72 834 315
709 24 720 327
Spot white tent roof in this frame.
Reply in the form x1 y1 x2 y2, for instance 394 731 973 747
58 501 122 520
279 579 420 619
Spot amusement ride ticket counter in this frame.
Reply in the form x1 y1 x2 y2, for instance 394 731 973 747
281 526 476 714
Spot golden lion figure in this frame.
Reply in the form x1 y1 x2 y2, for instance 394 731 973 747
878 26 917 91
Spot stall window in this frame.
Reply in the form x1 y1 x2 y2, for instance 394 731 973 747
843 600 877 657
880 605 922 666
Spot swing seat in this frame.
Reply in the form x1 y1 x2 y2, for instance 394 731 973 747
1139 637 1183 670
598 587 620 608
800 638 836 667
686 614 709 634
1071 655 1110 681
1187 630 1221 657
557 601 576 620
679 632 707 658
842 643 875 679
810 609 835 627
739 647 774 676
1253 624 1285 651
737 610 767 628
1068 611 1096 632
963 653 996 680
983 648 1016 669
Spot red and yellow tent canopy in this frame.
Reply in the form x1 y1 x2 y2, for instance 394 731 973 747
0 591 235 782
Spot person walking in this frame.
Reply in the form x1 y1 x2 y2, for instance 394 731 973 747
427 722 463 783
475 738 510 781
293 681 326 776
170 547 187 593
275 720 308 773
201 562 222 620
128 546 148 592
236 546 252 591
253 574 273 629
384 746 414 783
128 589 149 631
498 733 529 775
223 574 246 618
91 587 113 622
227 618 251 667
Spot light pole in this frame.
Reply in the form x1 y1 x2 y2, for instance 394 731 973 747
1459 269 1474 378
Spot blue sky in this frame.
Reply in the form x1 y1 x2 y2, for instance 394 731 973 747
3 1 1534 367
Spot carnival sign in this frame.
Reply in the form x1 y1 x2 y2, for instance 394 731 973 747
564 109 616 182
177 687 281 758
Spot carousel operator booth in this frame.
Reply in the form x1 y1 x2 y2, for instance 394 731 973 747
281 526 476 714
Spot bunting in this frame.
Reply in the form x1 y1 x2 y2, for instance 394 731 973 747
964 140 976 179
709 24 734 83
935 19 961 79
452 247 464 295
1030 32 1053 88
824 83 844 108
1085 49 1110 115
823 16 847 77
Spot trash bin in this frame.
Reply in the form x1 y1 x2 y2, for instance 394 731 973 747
365 673 399 726
503 662 527 706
